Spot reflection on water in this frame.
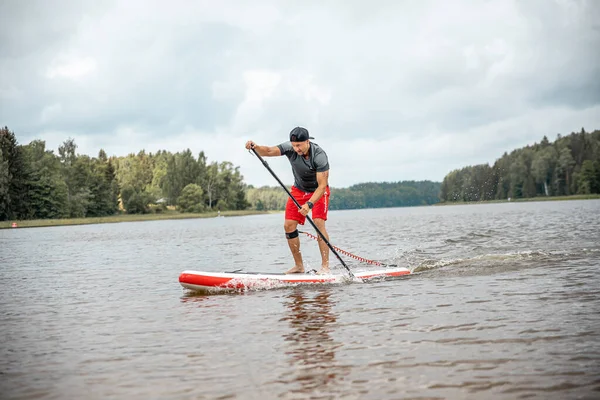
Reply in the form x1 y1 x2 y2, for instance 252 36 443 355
279 288 345 395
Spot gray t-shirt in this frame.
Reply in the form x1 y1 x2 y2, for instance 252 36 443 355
277 142 330 192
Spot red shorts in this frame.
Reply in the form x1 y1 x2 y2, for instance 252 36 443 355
285 186 330 224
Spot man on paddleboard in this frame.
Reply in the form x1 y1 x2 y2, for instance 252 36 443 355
245 127 331 275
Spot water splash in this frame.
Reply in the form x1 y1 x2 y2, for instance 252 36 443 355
388 249 572 274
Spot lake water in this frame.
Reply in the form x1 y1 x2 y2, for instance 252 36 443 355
1 200 599 399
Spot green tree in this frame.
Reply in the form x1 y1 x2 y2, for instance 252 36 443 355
596 161 600 194
121 184 153 214
440 170 463 202
160 149 204 205
210 161 249 210
246 185 288 210
21 140 68 219
58 138 92 217
86 154 119 217
441 128 600 202
493 153 511 200
577 160 599 194
98 148 108 162
116 150 154 193
106 159 120 213
149 150 169 200
178 183 205 213
556 145 576 195
0 127 29 220
204 162 219 208
328 181 440 209
532 147 556 196
0 148 9 214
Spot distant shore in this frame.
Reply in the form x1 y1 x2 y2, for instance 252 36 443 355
435 194 600 206
0 210 273 229
3 194 599 229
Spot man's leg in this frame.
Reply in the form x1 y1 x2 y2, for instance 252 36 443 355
284 219 304 274
313 218 330 274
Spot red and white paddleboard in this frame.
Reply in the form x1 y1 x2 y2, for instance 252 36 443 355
179 267 411 292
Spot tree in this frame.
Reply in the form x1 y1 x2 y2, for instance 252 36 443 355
66 155 94 217
98 149 108 162
200 159 248 210
115 151 154 193
596 161 600 194
540 135 550 148
532 147 556 196
0 127 29 220
178 183 205 213
441 128 600 202
86 156 119 217
57 138 88 217
245 185 288 210
493 153 511 200
121 184 153 214
326 181 440 209
211 161 249 210
3 129 256 220
204 162 219 208
556 145 575 195
149 150 169 200
0 148 10 215
21 140 68 219
105 159 120 214
577 160 599 194
58 138 77 167
160 149 203 205
440 170 463 202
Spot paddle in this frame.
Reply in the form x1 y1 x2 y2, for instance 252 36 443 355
250 147 359 281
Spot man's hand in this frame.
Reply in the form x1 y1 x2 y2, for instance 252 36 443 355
245 140 256 150
299 203 311 216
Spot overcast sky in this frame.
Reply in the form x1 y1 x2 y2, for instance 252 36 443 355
1 0 599 188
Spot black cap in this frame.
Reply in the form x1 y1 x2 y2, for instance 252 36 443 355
289 126 314 142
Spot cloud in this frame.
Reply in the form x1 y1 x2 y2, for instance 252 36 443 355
1 0 599 187
46 55 97 80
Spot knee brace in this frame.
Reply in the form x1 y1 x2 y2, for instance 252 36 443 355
285 229 299 239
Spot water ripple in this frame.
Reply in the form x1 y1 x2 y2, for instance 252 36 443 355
1 201 599 399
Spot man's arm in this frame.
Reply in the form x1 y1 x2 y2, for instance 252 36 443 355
310 170 329 204
245 141 281 157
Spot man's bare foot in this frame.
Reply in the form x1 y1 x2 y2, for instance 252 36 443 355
316 267 331 275
286 265 305 274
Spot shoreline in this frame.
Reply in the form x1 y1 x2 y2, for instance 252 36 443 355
0 210 275 229
435 194 600 206
2 194 599 229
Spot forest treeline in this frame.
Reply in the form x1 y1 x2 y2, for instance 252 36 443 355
0 126 248 220
440 128 600 202
1 125 442 221
3 126 599 221
330 181 441 209
247 180 442 211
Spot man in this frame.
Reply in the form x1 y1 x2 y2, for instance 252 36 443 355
245 127 331 274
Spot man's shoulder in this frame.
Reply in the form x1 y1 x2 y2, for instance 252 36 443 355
311 142 328 158
277 141 294 157
310 142 329 172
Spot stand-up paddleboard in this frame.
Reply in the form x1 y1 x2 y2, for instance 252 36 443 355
179 267 411 292
186 149 411 294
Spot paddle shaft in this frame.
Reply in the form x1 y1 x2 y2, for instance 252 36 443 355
251 147 356 279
